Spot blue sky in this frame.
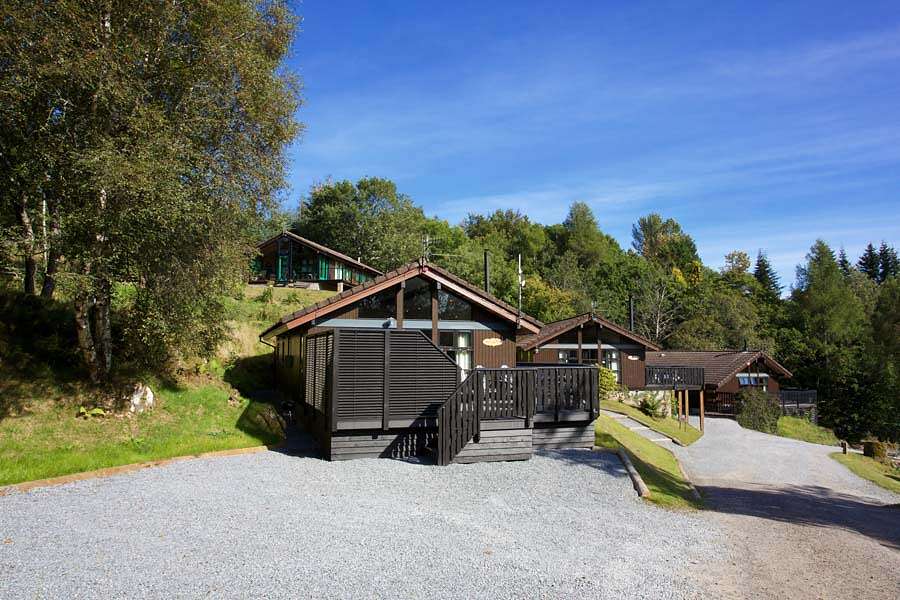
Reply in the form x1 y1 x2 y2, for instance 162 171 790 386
284 1 900 286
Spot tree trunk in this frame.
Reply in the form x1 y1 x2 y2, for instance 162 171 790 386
40 202 61 299
75 295 102 384
15 200 37 294
94 279 113 375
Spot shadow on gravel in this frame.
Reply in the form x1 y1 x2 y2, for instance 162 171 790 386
537 448 627 477
699 483 900 550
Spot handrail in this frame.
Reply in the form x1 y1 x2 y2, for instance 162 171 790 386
645 366 705 389
436 365 598 465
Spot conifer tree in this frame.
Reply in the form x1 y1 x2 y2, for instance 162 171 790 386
837 247 852 277
878 242 899 283
753 250 781 298
857 243 880 281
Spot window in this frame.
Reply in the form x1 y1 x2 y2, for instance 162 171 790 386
297 257 316 280
334 263 344 281
438 289 472 320
403 277 432 319
439 330 473 375
581 349 598 364
602 349 620 383
558 349 578 364
737 373 768 392
357 289 397 319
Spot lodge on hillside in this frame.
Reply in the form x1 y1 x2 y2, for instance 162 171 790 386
251 231 382 291
260 260 600 464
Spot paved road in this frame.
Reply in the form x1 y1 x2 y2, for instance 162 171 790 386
672 418 900 599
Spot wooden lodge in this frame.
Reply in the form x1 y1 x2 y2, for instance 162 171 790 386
251 231 382 291
516 312 661 389
260 260 599 464
646 350 793 417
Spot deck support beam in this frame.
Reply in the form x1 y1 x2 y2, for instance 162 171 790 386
395 281 404 329
577 326 583 364
699 389 705 431
431 282 439 344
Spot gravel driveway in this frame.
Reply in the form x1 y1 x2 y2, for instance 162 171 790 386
0 449 733 599
672 418 900 599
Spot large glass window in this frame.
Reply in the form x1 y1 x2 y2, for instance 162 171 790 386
438 289 472 320
403 277 432 319
602 349 621 383
558 349 578 364
357 289 397 319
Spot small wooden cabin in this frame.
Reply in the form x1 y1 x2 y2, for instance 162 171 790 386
252 231 382 291
261 261 600 463
516 312 661 390
646 350 792 415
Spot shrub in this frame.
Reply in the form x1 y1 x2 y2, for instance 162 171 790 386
736 388 781 433
863 441 888 463
598 367 618 401
257 285 274 304
638 394 664 419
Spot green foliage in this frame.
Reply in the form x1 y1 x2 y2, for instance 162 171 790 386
78 406 107 419
258 286 275 305
753 250 782 299
598 367 619 400
638 395 664 419
1 0 302 379
735 388 781 434
295 178 427 272
831 452 900 495
857 243 880 280
631 213 699 273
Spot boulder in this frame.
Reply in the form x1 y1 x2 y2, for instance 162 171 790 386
127 383 155 414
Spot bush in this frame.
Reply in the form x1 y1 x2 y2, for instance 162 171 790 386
863 441 888 463
735 388 781 433
638 394 664 419
598 367 618 400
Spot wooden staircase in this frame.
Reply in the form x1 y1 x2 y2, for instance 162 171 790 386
435 366 598 465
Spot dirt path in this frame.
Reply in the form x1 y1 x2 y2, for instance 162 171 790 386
673 418 900 599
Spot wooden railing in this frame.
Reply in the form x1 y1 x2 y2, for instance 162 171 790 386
437 366 598 465
645 366 705 389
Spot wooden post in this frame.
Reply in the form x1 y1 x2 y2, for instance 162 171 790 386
699 389 705 432
395 281 404 329
577 325 583 364
383 330 390 431
684 390 690 429
431 282 439 344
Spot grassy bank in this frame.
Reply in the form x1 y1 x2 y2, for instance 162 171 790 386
776 416 839 446
595 415 701 509
600 399 702 446
0 381 283 486
0 284 331 487
830 452 900 495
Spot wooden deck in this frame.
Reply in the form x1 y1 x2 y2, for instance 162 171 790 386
292 327 600 463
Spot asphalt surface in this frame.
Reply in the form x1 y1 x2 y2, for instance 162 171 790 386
672 417 900 599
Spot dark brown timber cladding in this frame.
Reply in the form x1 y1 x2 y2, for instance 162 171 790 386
328 430 436 460
621 349 646 389
532 421 596 449
473 329 516 368
453 423 533 463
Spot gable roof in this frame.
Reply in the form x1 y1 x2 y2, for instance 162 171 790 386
646 350 792 390
517 312 661 351
260 260 544 340
258 231 382 276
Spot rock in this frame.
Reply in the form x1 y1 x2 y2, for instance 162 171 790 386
127 383 155 414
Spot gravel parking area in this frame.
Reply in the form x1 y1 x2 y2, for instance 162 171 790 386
1 449 734 599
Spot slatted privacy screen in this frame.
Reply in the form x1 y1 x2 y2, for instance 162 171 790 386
328 328 459 430
304 331 333 414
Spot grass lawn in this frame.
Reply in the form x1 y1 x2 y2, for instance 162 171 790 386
830 452 900 495
0 284 332 487
600 399 702 446
776 416 839 446
0 381 284 487
595 415 702 510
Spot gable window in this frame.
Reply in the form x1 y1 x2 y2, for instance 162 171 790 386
737 372 768 392
438 289 472 320
404 277 432 319
357 289 397 319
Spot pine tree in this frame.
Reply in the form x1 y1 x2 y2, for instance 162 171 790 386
753 250 781 297
857 243 880 281
877 242 899 283
837 247 852 277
